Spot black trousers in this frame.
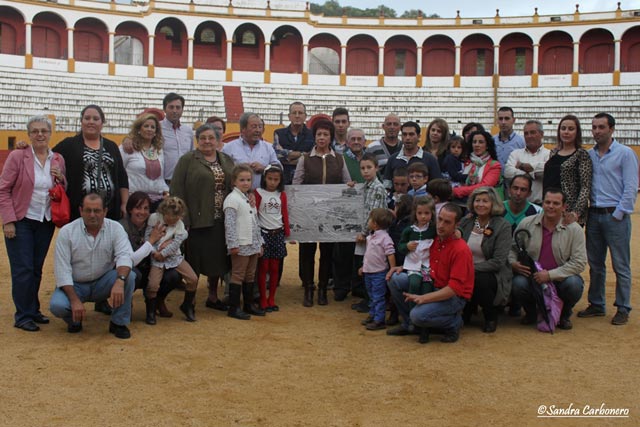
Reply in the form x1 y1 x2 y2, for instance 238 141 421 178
299 242 334 287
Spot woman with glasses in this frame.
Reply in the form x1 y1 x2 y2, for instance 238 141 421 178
0 116 66 332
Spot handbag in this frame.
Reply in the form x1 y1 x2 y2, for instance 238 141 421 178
49 183 71 227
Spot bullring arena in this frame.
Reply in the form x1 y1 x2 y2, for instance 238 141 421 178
0 0 639 425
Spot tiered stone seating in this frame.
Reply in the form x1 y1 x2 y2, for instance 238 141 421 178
1 67 639 145
0 68 226 134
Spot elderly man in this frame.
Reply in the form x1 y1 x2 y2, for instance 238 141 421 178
578 113 639 325
493 107 525 169
387 203 474 343
504 120 550 204
382 121 442 190
365 113 402 175
273 102 315 185
222 112 281 189
510 188 586 330
161 92 194 183
342 128 367 182
49 193 135 339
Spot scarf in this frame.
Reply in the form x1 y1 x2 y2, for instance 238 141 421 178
467 152 492 184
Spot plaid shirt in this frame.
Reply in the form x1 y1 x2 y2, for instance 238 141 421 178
362 177 387 233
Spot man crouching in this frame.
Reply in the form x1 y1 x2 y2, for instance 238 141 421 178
50 193 135 339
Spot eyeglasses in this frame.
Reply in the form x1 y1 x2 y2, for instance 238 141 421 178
29 129 50 136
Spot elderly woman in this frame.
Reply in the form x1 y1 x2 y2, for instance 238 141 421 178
120 114 169 212
0 116 66 332
453 131 501 200
170 124 235 314
459 187 512 333
543 115 592 225
120 191 182 324
293 119 352 307
424 118 450 170
53 104 128 221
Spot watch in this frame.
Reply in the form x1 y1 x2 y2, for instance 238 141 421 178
117 274 128 282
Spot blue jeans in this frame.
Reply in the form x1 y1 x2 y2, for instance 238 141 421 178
49 269 136 326
387 272 466 331
4 218 55 326
511 274 584 320
586 211 632 314
364 271 387 323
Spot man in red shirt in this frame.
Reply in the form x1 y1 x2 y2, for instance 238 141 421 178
387 203 474 343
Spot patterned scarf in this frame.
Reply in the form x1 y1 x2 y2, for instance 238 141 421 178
467 152 492 184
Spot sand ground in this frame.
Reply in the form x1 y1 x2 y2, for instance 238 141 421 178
0 207 639 427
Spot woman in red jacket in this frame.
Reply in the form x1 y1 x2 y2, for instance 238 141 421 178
452 131 501 200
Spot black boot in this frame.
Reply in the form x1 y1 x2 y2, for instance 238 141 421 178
303 284 314 307
179 291 196 322
243 282 265 316
145 298 157 325
317 282 328 306
228 283 250 320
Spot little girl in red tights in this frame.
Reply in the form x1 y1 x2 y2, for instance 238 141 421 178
255 164 290 312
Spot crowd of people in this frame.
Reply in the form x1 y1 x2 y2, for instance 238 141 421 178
0 93 637 343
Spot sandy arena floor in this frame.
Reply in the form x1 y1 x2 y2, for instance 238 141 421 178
0 207 639 427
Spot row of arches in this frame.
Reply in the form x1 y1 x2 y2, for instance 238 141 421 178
2 7 640 75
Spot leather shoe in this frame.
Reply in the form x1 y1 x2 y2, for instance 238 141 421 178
15 320 40 332
33 314 50 324
109 321 131 339
557 318 573 330
366 321 386 331
386 325 410 336
483 320 497 333
67 322 83 333
440 329 459 343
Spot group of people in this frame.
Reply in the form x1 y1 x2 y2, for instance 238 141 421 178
0 93 636 344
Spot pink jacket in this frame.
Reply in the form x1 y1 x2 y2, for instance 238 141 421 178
0 149 66 224
452 159 501 199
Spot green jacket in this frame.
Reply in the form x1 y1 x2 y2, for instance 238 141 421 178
170 150 235 229
460 215 513 306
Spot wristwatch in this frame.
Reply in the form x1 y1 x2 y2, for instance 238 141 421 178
117 274 128 282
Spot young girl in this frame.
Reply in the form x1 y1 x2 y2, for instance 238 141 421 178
359 208 396 331
398 196 437 308
442 135 469 187
255 164 290 312
224 164 264 320
146 197 199 323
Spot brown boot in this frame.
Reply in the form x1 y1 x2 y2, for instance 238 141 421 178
303 284 314 307
156 295 173 318
317 283 328 306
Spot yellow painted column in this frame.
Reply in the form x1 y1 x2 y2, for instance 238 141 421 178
108 31 116 76
226 39 233 82
454 45 461 87
340 44 346 86
572 41 579 87
187 37 194 80
302 43 309 85
24 22 32 69
264 41 271 83
147 34 155 78
67 27 75 73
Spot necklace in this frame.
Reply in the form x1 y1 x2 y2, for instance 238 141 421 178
474 217 489 232
142 145 158 160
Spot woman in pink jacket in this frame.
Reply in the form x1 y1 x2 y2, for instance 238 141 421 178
0 116 66 332
452 131 501 200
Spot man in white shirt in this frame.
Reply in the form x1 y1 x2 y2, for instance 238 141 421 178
161 93 194 183
222 112 281 189
49 193 135 339
504 120 550 204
